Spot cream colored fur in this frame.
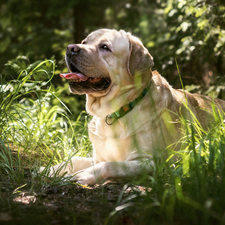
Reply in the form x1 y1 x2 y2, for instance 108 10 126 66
39 29 225 185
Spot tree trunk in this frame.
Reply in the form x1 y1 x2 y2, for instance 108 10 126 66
73 2 87 43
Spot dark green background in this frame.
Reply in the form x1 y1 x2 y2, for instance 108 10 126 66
1 0 225 91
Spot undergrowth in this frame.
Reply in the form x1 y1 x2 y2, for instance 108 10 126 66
105 63 225 225
0 57 225 225
0 57 91 188
106 112 225 225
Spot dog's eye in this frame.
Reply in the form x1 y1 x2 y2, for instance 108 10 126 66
101 44 111 51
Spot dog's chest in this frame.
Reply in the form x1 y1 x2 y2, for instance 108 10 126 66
88 117 133 161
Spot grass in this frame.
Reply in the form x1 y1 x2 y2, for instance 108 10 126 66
0 57 91 187
111 123 225 224
1 57 225 224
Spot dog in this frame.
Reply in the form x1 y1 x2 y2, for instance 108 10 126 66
40 29 225 185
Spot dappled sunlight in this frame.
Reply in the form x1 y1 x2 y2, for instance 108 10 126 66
0 0 225 224
13 193 36 205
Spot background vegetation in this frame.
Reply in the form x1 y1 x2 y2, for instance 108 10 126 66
1 0 225 96
0 0 225 224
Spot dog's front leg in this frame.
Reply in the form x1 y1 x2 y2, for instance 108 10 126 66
39 156 94 177
69 160 154 185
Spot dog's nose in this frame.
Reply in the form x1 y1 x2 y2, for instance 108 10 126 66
66 44 80 55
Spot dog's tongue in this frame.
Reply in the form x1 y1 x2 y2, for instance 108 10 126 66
60 72 88 81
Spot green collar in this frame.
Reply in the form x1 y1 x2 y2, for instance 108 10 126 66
105 81 152 125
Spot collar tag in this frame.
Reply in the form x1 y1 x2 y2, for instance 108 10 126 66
105 114 117 125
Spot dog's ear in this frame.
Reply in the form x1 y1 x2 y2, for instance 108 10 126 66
127 33 154 76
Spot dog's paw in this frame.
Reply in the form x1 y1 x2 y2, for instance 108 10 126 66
65 170 103 185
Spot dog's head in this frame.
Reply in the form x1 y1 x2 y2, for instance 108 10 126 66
60 29 154 97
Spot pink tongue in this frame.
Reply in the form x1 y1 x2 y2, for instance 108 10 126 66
60 72 88 81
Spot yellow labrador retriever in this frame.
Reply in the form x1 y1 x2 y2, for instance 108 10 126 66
41 29 225 185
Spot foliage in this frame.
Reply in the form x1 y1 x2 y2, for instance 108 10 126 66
0 59 91 185
0 58 225 224
1 0 225 90
1 0 225 224
105 104 225 225
161 0 225 86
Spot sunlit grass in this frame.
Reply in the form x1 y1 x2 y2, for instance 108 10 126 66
1 57 225 224
105 66 225 225
104 106 225 224
0 58 91 188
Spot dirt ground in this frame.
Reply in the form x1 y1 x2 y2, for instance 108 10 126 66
0 149 146 225
0 178 137 225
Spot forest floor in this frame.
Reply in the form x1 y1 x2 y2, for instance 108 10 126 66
0 172 137 225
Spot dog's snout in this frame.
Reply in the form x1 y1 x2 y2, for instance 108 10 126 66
66 44 80 55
